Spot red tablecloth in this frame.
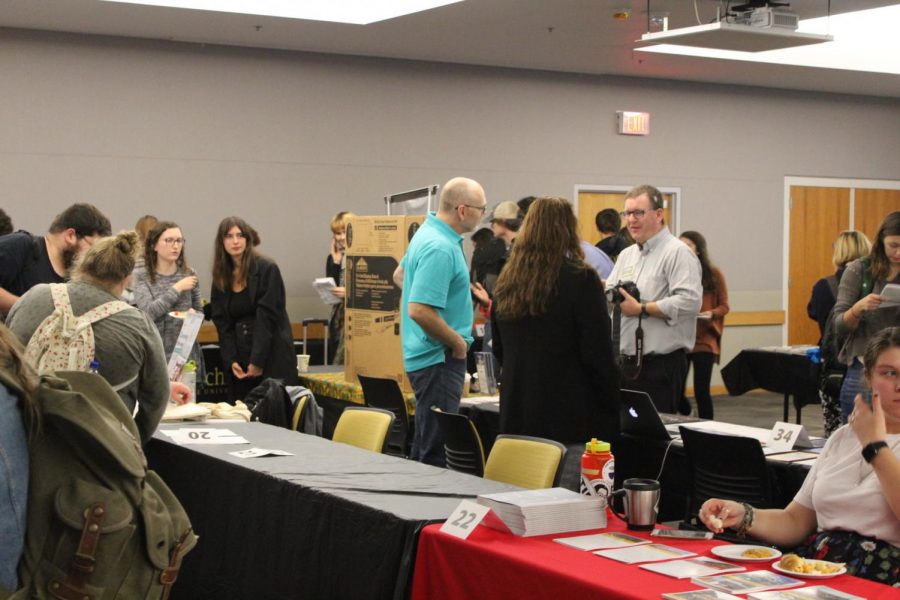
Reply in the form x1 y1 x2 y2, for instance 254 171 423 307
411 519 896 599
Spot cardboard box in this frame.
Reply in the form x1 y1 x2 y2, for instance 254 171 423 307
344 215 425 393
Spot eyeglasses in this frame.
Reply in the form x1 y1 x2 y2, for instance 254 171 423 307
223 233 246 241
463 204 487 214
162 237 186 246
620 208 659 219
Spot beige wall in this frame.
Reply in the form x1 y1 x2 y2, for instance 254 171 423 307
2 30 899 382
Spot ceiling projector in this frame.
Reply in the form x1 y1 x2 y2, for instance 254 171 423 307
733 6 800 30
636 1 832 52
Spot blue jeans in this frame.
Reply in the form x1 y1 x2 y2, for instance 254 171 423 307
0 383 28 592
407 353 466 467
839 359 864 423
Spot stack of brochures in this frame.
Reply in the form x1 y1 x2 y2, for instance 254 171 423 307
692 571 803 595
476 487 606 537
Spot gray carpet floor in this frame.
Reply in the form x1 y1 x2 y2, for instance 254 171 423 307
697 391 826 438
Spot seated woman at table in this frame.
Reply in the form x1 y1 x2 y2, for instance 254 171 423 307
699 326 900 586
6 231 173 443
491 197 620 447
210 217 297 403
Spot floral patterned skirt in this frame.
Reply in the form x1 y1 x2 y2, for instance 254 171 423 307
792 530 900 587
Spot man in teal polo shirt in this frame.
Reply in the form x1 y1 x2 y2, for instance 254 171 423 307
393 177 486 466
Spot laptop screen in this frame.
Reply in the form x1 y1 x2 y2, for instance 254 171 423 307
619 389 675 441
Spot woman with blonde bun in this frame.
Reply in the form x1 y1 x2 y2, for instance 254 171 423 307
7 231 171 443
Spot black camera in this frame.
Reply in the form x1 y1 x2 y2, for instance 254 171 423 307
608 281 640 304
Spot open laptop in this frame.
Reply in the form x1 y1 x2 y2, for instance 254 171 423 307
619 389 701 441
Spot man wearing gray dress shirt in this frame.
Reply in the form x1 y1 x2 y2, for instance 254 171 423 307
605 185 702 413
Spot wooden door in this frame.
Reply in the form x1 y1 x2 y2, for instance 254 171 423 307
577 190 674 245
788 187 850 345
855 189 900 241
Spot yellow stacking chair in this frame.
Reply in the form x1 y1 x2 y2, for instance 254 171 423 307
483 434 567 489
331 406 395 453
290 394 308 431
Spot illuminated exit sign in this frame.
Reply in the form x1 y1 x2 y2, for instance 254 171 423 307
616 111 650 136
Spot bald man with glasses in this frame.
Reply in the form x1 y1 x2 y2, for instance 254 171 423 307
393 177 487 466
605 184 702 414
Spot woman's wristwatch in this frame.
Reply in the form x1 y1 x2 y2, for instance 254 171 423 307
862 440 889 463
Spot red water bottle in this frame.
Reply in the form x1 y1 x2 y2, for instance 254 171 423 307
580 438 615 514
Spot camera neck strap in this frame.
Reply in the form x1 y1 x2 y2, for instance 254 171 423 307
613 304 643 381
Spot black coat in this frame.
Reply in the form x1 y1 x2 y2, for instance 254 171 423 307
211 255 297 400
492 263 620 445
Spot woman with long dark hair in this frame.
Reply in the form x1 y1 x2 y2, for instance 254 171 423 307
132 220 204 374
833 211 900 423
491 197 620 445
210 217 296 402
678 231 729 419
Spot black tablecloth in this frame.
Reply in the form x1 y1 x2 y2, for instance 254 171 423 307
721 349 820 423
148 422 516 600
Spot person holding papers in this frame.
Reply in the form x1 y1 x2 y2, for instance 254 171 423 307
132 220 205 377
325 211 355 364
491 197 620 446
833 212 900 424
699 327 900 586
210 217 297 402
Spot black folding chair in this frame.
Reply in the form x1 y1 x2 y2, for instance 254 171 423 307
431 407 486 477
357 374 412 458
678 425 777 536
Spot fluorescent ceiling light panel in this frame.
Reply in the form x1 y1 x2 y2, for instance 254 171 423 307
636 4 900 76
637 21 832 52
101 0 463 25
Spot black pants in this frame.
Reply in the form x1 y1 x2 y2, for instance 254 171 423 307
686 352 716 419
625 349 688 414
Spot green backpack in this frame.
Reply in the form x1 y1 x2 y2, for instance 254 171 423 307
1 370 197 600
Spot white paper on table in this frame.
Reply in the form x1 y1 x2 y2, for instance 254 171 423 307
313 277 341 305
595 543 696 564
765 451 818 463
678 421 771 445
229 447 294 458
161 428 249 445
459 395 500 406
554 531 650 551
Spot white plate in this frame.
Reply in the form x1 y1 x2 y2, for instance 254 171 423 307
772 559 847 579
710 544 782 562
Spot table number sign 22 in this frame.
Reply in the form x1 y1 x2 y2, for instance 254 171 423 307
440 500 491 540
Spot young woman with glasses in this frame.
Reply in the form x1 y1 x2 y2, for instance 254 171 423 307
132 220 205 376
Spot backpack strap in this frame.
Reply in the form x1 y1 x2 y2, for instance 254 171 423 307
79 298 132 325
159 528 195 600
859 257 874 296
50 501 106 600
